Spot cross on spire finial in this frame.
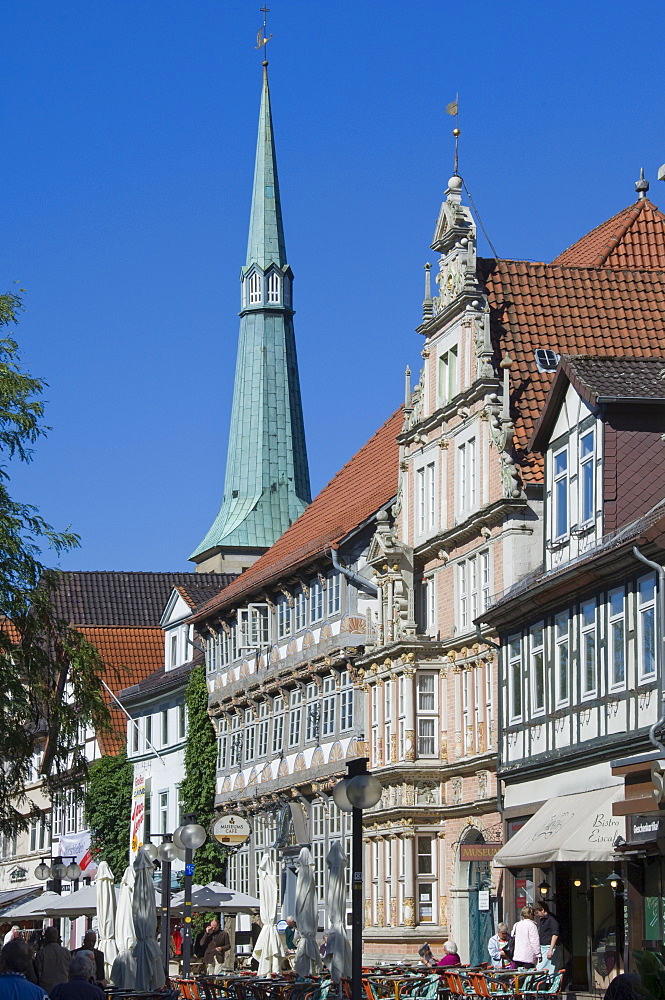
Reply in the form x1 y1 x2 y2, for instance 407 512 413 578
256 6 273 54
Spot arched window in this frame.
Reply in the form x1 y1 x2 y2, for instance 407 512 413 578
267 271 281 303
249 272 262 304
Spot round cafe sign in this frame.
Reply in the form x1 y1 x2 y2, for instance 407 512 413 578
212 814 251 846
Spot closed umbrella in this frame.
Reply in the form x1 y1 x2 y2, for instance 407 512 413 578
325 841 351 983
131 847 165 991
111 864 137 987
294 846 321 977
96 861 118 980
251 853 284 974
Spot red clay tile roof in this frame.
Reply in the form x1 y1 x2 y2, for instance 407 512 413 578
480 259 665 480
78 626 165 755
193 408 403 620
552 199 665 270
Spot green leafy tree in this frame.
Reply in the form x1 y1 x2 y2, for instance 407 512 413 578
180 665 227 883
0 290 110 835
85 750 133 878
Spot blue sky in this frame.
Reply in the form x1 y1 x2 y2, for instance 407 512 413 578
4 0 665 572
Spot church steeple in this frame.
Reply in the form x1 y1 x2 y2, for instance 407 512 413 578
191 61 311 574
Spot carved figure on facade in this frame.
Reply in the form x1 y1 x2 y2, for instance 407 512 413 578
484 391 522 499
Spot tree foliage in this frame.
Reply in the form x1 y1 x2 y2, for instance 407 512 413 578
180 665 227 883
0 291 110 834
85 750 133 879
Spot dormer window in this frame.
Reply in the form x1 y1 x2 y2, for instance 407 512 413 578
238 604 271 648
249 272 262 304
170 634 178 668
553 448 568 538
267 271 280 303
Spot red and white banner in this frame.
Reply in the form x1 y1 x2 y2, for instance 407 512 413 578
130 774 146 861
56 831 96 874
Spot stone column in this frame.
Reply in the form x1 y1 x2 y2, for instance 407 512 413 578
376 836 385 927
388 834 398 927
402 830 415 927
404 667 415 762
437 830 447 928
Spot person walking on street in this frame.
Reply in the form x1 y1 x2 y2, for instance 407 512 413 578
72 934 104 986
200 919 230 974
34 928 70 995
511 907 540 969
534 902 560 974
0 940 48 1000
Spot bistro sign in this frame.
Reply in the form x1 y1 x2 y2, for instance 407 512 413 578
212 814 251 846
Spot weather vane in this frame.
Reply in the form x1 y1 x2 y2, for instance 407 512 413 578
256 6 273 52
446 94 460 176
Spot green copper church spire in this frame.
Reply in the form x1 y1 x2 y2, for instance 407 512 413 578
191 59 311 573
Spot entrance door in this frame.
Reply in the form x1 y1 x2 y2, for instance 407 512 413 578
468 860 494 967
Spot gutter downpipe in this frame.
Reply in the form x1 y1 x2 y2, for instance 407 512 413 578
632 546 665 754
331 546 378 597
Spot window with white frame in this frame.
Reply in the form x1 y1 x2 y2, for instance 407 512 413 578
294 589 307 631
327 571 341 616
277 595 292 639
384 678 393 762
530 624 545 713
553 447 568 539
554 611 570 705
417 467 426 536
638 574 656 679
230 714 241 767
305 683 319 742
419 577 436 636
484 666 493 750
398 674 406 759
371 684 379 767
217 719 228 770
416 673 437 757
417 835 433 875
609 588 626 689
322 675 336 737
227 852 237 891
438 345 458 404
579 429 595 525
508 637 522 720
159 791 169 835
244 708 256 762
340 670 353 731
238 851 250 894
238 604 270 648
458 437 477 513
272 696 285 754
458 551 487 632
581 599 597 698
416 462 436 536
170 634 178 669
310 579 323 623
418 883 434 923
145 715 153 751
179 702 186 740
289 689 302 748
206 632 218 674
257 702 270 757
267 271 280 303
462 669 473 753
248 272 261 304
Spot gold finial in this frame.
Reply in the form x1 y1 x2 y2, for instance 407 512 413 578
256 6 273 53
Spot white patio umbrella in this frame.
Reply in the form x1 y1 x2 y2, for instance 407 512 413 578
96 861 118 980
294 846 321 977
251 853 284 974
324 841 351 983
131 848 165 991
110 863 137 986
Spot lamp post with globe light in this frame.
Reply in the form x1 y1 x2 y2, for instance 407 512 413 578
141 837 182 976
174 814 207 976
35 856 83 935
332 759 382 1000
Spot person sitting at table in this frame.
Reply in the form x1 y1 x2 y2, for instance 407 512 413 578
510 906 540 969
488 923 511 969
437 941 462 968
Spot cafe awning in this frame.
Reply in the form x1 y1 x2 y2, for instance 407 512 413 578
493 786 625 868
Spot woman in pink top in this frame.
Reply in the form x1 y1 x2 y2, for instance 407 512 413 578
511 906 540 968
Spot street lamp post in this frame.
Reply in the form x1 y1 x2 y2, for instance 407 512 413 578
332 759 382 1000
143 836 180 977
35 856 82 936
174 814 207 977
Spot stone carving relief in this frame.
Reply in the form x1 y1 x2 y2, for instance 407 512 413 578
484 392 522 499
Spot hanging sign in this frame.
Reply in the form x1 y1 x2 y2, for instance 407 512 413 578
212 814 251 846
129 774 146 861
478 890 491 911
460 843 503 861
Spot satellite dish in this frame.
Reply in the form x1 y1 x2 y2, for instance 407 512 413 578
658 163 665 182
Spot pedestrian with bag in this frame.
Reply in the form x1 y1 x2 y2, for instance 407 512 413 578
510 906 540 969
488 923 511 968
